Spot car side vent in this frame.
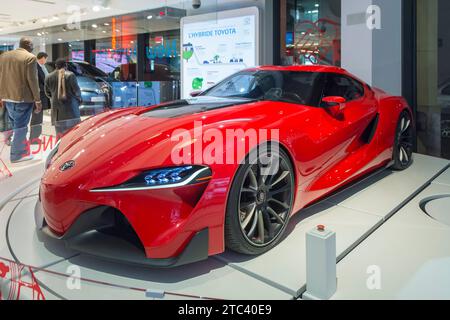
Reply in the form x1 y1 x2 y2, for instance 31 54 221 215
361 114 380 144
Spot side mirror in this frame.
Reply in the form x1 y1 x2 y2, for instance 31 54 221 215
322 96 346 119
322 96 346 105
190 91 202 97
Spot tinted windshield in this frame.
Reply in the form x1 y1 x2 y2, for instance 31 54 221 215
202 70 324 106
69 62 107 78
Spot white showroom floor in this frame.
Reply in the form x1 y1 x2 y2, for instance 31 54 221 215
0 153 450 300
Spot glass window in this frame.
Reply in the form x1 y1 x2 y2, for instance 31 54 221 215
442 83 450 96
203 70 324 106
67 62 107 78
322 74 364 102
69 41 85 61
416 0 450 159
143 30 180 83
94 36 137 81
282 0 341 66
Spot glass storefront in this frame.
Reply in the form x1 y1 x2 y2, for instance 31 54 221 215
69 41 84 61
0 0 268 112
94 35 137 80
281 0 341 66
142 30 181 104
4 0 449 161
143 30 180 82
416 0 450 159
0 44 14 53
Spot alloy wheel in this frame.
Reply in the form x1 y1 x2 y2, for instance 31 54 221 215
237 153 293 247
397 114 413 166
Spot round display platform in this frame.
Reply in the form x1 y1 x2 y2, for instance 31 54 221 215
422 196 450 226
0 181 291 300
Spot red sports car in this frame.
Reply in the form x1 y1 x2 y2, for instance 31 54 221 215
35 65 413 267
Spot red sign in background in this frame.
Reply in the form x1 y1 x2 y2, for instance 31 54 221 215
0 136 12 181
291 18 341 66
0 259 45 300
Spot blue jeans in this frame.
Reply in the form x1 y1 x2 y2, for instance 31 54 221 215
5 102 33 161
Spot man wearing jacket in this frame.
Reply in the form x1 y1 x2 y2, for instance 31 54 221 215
29 52 50 144
0 38 42 163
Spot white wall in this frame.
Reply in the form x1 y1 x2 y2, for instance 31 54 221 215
372 0 402 96
341 0 402 95
341 0 373 85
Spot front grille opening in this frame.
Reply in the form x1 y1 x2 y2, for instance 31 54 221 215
97 207 145 252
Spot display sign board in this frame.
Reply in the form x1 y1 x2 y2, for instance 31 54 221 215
181 7 259 98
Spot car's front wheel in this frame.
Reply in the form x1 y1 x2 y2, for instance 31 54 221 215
392 110 414 170
225 145 295 255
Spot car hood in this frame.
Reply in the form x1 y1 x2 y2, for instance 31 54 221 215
44 97 311 189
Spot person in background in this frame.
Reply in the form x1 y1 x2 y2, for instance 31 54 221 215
29 52 50 144
45 58 81 137
0 38 42 163
0 49 12 146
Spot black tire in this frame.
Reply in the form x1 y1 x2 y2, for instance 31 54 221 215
391 110 414 171
225 144 295 255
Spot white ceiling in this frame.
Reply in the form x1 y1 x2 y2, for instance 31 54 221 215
0 0 260 45
0 1 180 32
0 0 250 32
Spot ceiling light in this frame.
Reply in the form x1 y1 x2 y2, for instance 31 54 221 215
147 15 153 20
57 38 63 42
104 23 109 26
92 24 98 28
41 18 49 23
93 5 101 12
102 30 107 33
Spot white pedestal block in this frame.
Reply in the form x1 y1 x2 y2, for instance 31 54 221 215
303 226 337 300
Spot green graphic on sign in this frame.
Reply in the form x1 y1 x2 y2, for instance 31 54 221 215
192 78 204 90
183 50 194 61
183 43 194 62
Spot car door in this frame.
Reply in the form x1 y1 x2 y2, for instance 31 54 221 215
312 73 379 192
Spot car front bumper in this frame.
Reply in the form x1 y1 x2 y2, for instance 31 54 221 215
34 199 209 268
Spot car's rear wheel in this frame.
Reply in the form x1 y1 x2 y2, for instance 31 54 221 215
225 145 295 255
392 111 414 170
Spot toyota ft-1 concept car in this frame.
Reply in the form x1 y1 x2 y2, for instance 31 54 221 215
35 65 414 267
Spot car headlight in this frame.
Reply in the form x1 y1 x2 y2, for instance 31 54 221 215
45 140 61 170
90 165 212 192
